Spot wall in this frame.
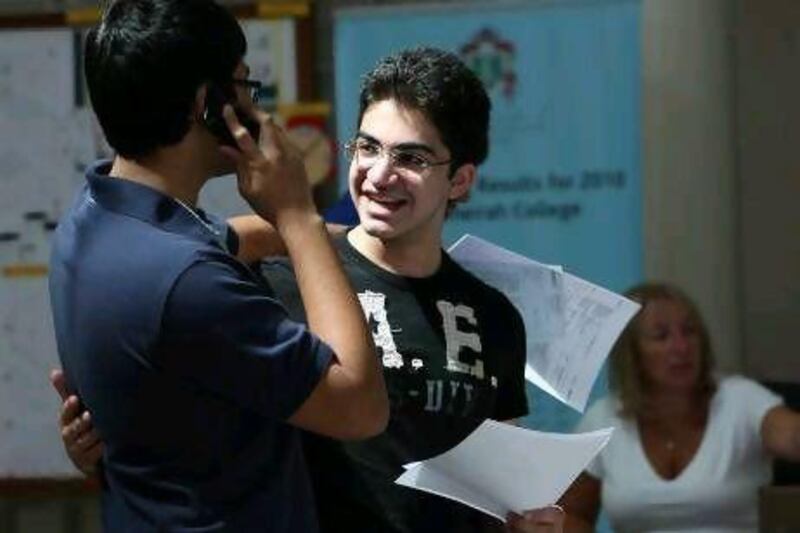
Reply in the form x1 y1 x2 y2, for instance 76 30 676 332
734 0 800 381
640 0 741 372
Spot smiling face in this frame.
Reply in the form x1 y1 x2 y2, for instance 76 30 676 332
348 99 473 246
636 298 704 394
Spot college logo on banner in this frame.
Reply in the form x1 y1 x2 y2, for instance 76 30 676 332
460 28 517 100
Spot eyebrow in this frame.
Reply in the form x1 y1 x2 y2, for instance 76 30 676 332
356 131 437 156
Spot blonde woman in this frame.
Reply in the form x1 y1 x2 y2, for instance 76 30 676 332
561 282 800 532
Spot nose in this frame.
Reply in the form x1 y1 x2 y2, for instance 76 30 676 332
365 155 398 188
668 331 692 354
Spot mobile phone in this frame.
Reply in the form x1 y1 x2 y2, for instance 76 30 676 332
202 83 261 148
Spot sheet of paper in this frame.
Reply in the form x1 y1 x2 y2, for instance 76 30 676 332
448 234 566 343
396 419 613 522
448 234 640 412
526 271 640 412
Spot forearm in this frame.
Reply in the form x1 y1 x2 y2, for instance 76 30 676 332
781 415 800 461
763 405 800 461
558 473 600 532
228 214 349 264
278 212 386 422
563 514 594 533
227 215 284 264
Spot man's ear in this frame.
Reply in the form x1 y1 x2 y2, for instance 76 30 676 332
448 163 476 203
193 84 208 122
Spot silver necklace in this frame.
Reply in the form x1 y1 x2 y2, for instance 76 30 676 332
174 198 222 238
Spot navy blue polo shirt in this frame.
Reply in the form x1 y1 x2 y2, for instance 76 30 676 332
49 160 332 532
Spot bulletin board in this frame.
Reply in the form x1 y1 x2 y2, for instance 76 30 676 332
0 0 324 488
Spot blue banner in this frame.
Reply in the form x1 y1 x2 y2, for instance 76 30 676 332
335 0 642 435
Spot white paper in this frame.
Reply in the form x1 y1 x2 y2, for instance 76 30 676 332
396 420 613 522
526 271 640 412
448 234 640 412
448 234 566 343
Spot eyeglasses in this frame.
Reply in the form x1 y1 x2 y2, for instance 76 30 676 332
232 78 266 105
344 137 452 176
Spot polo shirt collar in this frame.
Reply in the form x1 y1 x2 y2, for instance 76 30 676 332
86 159 225 249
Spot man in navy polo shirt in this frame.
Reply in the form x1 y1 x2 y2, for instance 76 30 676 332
48 1 387 531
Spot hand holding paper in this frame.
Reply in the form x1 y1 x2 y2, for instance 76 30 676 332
395 420 612 522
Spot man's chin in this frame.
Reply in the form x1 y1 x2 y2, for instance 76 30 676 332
359 218 400 240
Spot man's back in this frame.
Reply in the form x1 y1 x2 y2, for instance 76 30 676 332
50 162 330 532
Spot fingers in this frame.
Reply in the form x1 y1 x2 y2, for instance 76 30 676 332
60 406 103 475
524 504 564 522
59 394 82 428
506 505 565 532
222 104 264 156
50 368 69 400
61 404 95 449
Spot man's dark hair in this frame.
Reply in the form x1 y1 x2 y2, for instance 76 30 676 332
357 47 491 171
84 0 246 158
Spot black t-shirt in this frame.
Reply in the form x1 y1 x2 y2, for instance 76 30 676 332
261 234 528 533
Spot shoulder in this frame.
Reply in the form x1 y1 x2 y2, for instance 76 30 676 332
715 374 783 410
717 374 781 402
442 254 520 316
170 249 267 302
712 375 783 435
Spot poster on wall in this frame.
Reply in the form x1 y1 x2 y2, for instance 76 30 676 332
334 0 642 431
0 28 92 478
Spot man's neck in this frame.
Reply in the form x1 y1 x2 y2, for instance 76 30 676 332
348 225 443 278
108 138 212 207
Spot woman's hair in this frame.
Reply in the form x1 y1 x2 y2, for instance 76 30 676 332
609 282 716 418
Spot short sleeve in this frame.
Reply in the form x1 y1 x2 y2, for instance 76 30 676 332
573 396 617 479
492 304 529 421
724 376 783 436
159 253 333 421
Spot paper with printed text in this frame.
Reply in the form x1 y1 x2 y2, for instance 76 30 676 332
448 234 640 412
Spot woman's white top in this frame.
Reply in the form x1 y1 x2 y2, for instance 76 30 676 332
576 376 782 533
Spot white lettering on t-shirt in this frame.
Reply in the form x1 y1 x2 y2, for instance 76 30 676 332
357 290 404 368
425 380 444 412
436 300 485 379
424 379 479 415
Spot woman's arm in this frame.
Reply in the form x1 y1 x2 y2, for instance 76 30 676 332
558 472 601 532
762 404 800 462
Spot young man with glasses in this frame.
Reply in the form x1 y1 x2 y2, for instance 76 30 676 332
265 47 561 532
55 47 562 531
48 0 387 531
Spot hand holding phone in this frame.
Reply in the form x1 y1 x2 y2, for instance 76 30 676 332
202 82 260 148
219 104 314 229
